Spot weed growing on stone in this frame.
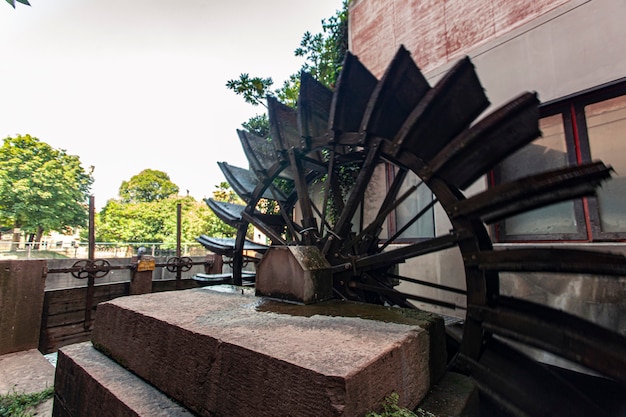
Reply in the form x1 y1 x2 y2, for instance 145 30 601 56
0 386 54 417
366 392 419 417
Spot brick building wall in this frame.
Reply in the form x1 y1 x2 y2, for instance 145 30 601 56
349 0 569 77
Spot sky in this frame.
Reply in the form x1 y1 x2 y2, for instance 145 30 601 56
0 0 344 209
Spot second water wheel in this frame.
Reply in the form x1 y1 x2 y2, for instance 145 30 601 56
202 46 626 416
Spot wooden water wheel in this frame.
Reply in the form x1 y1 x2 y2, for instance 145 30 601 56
202 46 626 416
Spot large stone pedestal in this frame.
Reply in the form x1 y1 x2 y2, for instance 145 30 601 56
53 286 447 417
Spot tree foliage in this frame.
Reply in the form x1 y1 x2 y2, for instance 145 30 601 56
241 114 270 138
226 1 349 136
119 169 179 203
97 177 237 244
96 195 235 244
294 2 349 88
212 181 244 205
225 74 273 108
0 134 93 241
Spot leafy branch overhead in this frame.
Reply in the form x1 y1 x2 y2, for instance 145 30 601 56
5 0 30 8
225 74 274 108
294 4 349 88
226 0 349 135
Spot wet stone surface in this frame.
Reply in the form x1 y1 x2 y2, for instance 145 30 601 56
78 287 446 416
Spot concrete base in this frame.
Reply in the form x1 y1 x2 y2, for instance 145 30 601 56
53 286 446 417
0 349 55 417
418 372 479 417
255 246 333 304
53 342 191 417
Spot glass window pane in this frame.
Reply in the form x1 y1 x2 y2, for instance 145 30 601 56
586 94 626 233
499 113 579 236
396 171 434 238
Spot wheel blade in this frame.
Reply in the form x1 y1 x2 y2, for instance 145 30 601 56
268 96 301 151
205 198 245 227
429 92 540 189
360 45 430 142
390 56 490 162
217 162 289 203
466 247 626 276
454 338 612 417
298 72 333 142
237 130 280 177
473 296 626 384
196 235 236 256
329 51 378 140
451 162 612 223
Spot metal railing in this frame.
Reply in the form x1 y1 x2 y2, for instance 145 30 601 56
0 241 206 259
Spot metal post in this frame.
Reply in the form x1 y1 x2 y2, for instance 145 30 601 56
176 203 182 289
84 195 96 329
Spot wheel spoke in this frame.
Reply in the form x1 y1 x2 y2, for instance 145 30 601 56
351 232 467 272
379 198 438 251
386 272 466 295
324 139 382 255
473 296 626 383
203 45 624 414
345 170 414 254
453 338 611 417
349 281 462 310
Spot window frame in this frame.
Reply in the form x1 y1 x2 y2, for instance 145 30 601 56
384 163 436 244
493 78 626 243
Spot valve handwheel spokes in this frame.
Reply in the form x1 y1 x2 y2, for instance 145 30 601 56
70 259 111 279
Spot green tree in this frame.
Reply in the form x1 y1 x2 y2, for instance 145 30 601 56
241 114 270 138
119 169 179 203
294 1 349 89
212 181 244 205
225 74 274 108
0 134 93 249
226 1 349 138
97 196 236 244
96 196 236 246
97 176 237 245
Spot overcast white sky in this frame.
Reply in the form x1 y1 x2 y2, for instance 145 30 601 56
0 0 344 209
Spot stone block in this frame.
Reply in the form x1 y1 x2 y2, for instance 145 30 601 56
53 342 192 417
89 288 444 416
255 246 332 304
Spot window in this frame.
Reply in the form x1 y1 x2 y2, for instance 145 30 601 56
393 170 435 239
493 79 626 242
381 166 435 242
